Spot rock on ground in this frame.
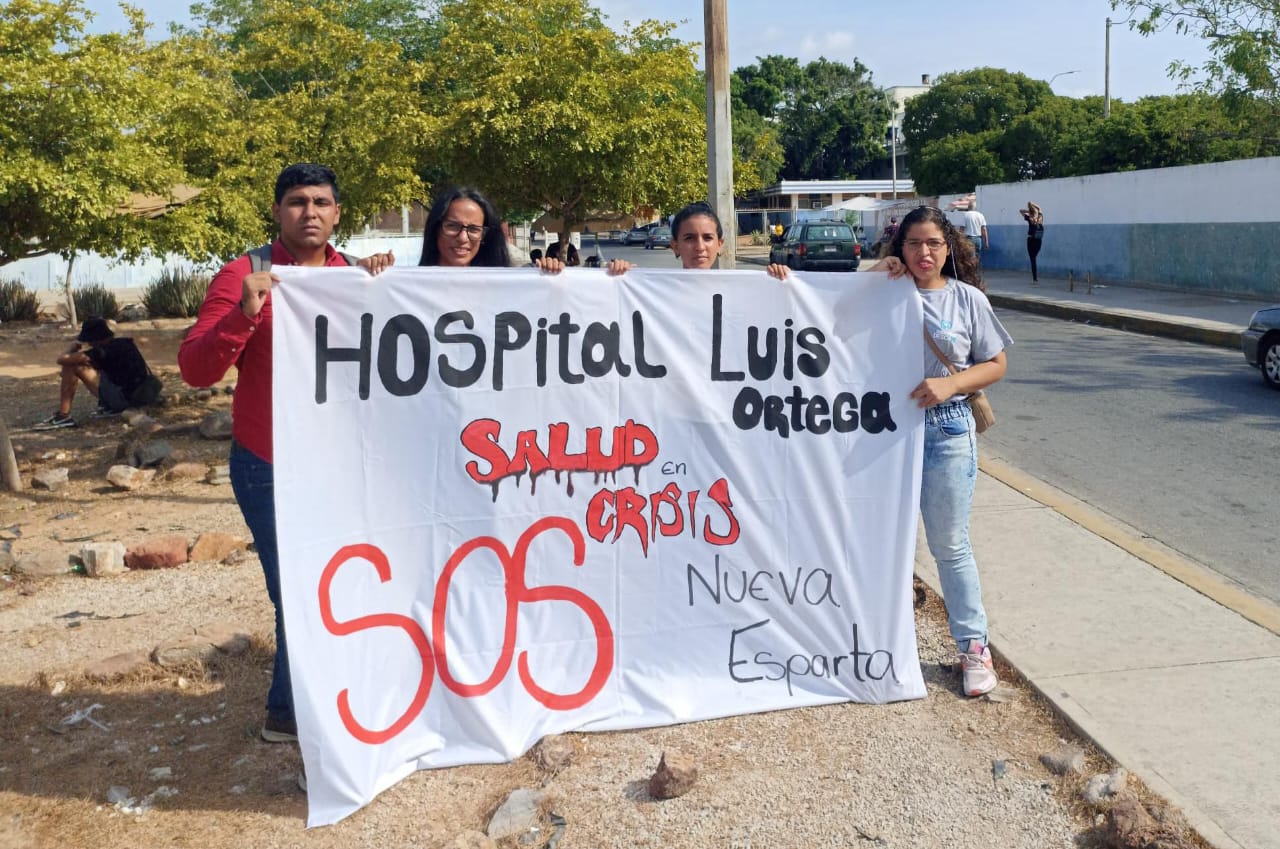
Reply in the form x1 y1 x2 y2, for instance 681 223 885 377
80 542 128 577
84 651 152 682
486 788 546 840
648 751 699 799
125 535 189 570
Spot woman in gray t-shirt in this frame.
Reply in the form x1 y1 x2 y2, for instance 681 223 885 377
881 206 1013 697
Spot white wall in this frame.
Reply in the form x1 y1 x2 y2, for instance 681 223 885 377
977 157 1280 227
2 235 427 292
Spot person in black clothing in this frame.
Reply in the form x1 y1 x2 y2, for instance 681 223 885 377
1019 201 1044 281
34 316 159 429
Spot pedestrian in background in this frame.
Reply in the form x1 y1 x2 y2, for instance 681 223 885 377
502 220 531 267
1019 202 1044 282
880 206 1012 697
34 316 161 429
960 200 988 259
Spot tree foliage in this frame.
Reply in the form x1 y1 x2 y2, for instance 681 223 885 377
733 55 890 180
902 67 1053 145
902 63 1278 193
1111 1 1280 114
184 0 432 243
0 1 189 265
731 106 785 193
421 0 704 238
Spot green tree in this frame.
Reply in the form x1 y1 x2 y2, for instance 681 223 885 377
733 56 889 180
422 0 704 240
0 1 187 268
1111 0 1280 120
903 68 1053 153
782 58 890 179
1057 93 1276 175
997 95 1106 181
908 133 1004 196
188 0 444 92
732 105 785 193
183 0 433 242
0 0 228 320
733 54 804 117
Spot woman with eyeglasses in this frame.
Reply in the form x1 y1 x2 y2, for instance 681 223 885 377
880 206 1013 697
419 187 562 270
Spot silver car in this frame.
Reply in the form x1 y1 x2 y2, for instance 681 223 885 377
1242 305 1280 389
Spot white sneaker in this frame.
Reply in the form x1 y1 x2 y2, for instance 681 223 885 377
959 639 998 696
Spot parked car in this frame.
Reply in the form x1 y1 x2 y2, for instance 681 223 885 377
624 226 650 245
644 226 672 249
1242 304 1280 389
768 220 860 271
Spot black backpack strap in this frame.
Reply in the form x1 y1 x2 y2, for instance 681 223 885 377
247 244 274 273
250 243 357 269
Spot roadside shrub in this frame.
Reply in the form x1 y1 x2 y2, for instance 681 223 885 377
142 268 210 318
748 230 767 246
73 285 120 321
0 279 40 322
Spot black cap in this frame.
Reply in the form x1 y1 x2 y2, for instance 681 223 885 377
76 317 113 343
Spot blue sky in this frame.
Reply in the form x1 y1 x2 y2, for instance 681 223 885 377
82 0 1213 102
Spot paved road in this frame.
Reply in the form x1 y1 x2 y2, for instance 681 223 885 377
985 309 1279 604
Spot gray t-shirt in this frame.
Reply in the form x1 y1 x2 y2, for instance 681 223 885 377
919 279 1013 398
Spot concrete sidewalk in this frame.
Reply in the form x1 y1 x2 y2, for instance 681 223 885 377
921 272 1278 848
945 272 1280 849
916 466 1280 849
738 245 1280 848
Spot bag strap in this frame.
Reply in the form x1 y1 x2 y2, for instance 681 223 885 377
247 244 273 273
249 243 359 271
923 330 960 376
924 330 987 400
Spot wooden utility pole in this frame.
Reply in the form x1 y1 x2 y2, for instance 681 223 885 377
703 0 735 268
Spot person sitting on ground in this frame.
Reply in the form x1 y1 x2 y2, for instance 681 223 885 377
34 316 161 430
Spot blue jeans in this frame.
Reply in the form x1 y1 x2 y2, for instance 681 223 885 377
920 401 989 651
230 442 293 724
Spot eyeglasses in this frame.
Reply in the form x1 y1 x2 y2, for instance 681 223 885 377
441 220 486 239
904 238 947 253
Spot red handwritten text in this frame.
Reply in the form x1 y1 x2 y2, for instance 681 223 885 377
461 419 659 498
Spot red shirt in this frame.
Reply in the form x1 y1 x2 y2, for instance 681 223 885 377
178 240 352 463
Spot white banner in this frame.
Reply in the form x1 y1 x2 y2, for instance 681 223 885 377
272 267 927 826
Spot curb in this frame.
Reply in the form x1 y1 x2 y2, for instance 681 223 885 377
986 293 1243 350
962 458 1277 849
734 258 1244 351
978 456 1280 637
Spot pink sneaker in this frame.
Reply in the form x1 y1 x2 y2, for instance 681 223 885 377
959 639 997 696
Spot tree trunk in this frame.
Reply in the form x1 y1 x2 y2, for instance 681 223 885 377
63 253 77 326
0 417 22 493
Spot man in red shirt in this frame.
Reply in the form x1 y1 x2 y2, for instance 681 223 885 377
179 163 390 752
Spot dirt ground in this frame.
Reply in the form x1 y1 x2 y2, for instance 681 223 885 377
0 315 1202 849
